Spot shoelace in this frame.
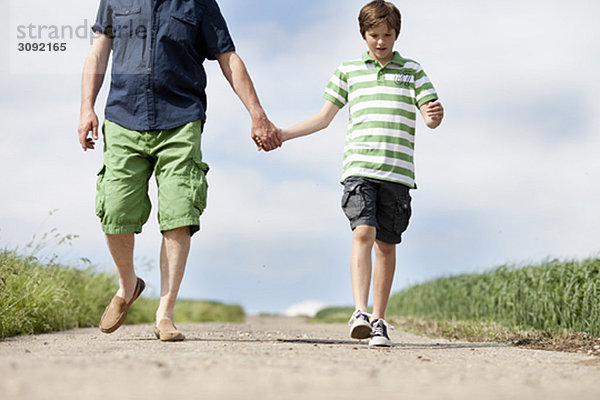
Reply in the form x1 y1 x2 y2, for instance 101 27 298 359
348 310 372 326
372 319 394 336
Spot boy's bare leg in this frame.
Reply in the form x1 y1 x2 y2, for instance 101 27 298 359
371 240 396 320
350 225 377 313
155 226 191 322
105 233 138 301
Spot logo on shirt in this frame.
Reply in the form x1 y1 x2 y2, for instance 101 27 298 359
394 73 413 87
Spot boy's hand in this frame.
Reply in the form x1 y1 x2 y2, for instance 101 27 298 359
421 101 444 129
426 101 444 120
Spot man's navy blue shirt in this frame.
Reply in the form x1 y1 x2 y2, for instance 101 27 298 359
93 0 235 131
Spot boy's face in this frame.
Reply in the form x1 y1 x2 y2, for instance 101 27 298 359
364 23 397 65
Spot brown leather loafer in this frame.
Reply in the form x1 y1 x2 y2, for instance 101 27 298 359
99 277 145 334
154 319 185 342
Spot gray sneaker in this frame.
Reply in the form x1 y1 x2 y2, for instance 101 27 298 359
369 319 393 347
348 310 372 339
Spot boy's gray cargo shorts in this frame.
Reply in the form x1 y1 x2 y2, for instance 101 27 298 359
341 176 412 244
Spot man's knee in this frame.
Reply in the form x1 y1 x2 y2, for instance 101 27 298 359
162 226 192 238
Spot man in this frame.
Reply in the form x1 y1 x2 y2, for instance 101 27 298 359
77 0 281 341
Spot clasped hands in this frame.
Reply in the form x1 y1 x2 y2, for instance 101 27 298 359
251 116 282 152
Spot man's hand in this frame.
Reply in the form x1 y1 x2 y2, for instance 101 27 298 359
78 34 111 152
78 108 99 151
252 115 282 151
215 51 283 151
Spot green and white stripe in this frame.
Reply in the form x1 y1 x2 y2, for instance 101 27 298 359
324 51 438 188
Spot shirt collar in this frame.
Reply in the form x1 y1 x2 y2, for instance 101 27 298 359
362 51 406 68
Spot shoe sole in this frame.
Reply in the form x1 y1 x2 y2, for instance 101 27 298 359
369 337 392 347
154 326 185 342
349 321 372 340
154 322 185 342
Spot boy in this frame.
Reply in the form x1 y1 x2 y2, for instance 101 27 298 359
276 0 444 347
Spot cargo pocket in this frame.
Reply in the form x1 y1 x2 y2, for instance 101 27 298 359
393 193 412 236
341 180 365 221
95 165 106 220
192 160 209 215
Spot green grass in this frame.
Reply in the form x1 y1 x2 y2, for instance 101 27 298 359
313 306 355 323
387 257 600 335
0 249 117 338
0 249 245 339
310 306 528 342
127 299 245 324
312 258 600 347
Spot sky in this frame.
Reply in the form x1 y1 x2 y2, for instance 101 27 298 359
1 0 599 316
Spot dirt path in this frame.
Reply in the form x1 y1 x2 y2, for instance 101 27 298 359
1 316 599 400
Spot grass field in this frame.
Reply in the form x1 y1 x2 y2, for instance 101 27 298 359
4 241 599 348
387 257 600 336
127 298 245 324
313 257 600 351
0 249 245 339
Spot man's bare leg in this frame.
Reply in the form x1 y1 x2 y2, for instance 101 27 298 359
105 233 138 301
155 226 191 322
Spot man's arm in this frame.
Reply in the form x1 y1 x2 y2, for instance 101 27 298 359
216 51 281 151
280 101 339 143
419 100 444 129
78 33 112 152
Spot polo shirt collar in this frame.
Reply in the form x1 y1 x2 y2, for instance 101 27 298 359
362 51 406 67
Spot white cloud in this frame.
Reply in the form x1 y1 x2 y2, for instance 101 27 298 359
284 300 328 318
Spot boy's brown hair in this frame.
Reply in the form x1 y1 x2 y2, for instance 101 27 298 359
358 0 402 39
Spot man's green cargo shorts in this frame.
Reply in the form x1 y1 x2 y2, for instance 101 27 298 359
95 120 208 236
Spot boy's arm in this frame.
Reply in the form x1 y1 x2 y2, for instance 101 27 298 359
280 100 340 143
78 33 112 151
419 100 444 129
216 51 281 151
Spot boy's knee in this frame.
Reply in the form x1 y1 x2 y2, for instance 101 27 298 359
353 225 377 244
375 240 396 257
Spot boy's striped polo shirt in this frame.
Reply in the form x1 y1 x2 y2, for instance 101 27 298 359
324 51 438 188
